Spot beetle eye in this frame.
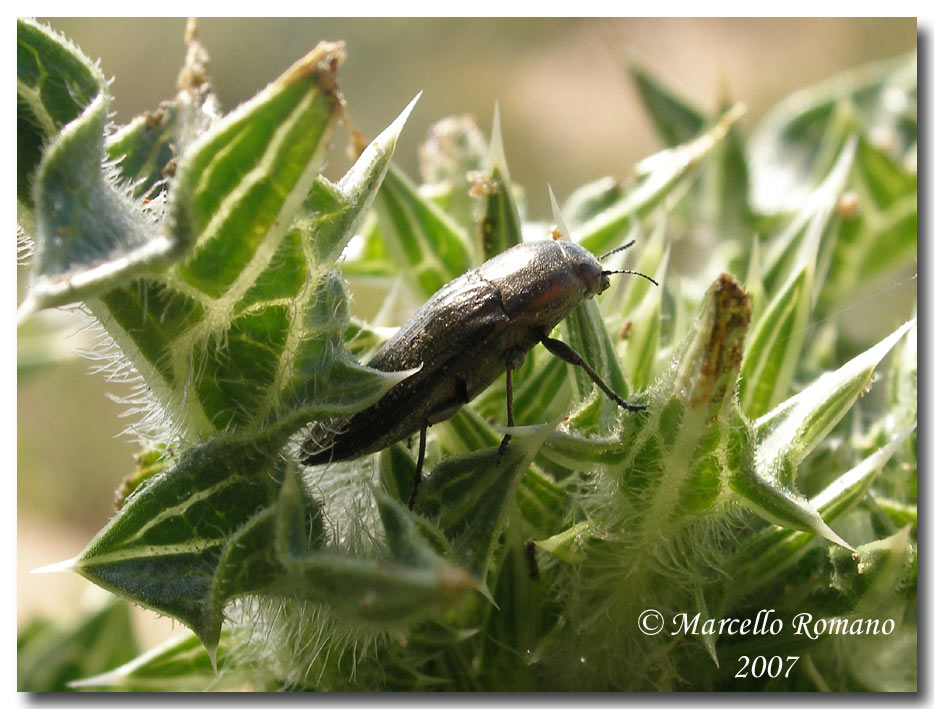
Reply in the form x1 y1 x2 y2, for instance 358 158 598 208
575 261 604 293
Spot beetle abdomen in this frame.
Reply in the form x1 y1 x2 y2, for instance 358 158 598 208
302 271 514 464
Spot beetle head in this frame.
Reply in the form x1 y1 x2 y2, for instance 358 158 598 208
573 257 612 296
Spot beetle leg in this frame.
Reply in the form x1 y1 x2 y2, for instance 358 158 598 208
525 540 540 580
496 366 515 465
497 351 525 465
540 336 647 412
407 422 428 510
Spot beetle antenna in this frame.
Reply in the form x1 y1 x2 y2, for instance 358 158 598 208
603 269 659 286
598 240 636 261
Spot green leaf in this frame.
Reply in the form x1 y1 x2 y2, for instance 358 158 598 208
629 61 707 146
439 404 502 453
169 43 344 297
378 442 420 507
106 105 186 198
704 89 753 243
748 52 915 214
741 139 856 419
375 488 456 566
541 429 631 469
592 274 750 531
17 597 140 692
562 177 624 229
829 525 914 614
719 425 914 608
514 463 570 538
271 466 475 626
478 522 547 690
562 298 632 432
760 135 855 294
509 349 572 426
373 162 474 299
874 498 916 533
729 320 913 547
17 18 104 209
71 429 289 651
739 264 813 419
744 235 765 326
887 318 917 424
754 319 914 470
578 105 744 255
475 105 523 259
17 19 184 321
90 61 413 438
105 28 219 200
305 95 419 264
68 630 252 691
415 422 555 578
820 135 917 313
534 521 591 563
418 113 488 229
615 222 668 392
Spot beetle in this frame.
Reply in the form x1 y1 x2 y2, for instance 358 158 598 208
301 239 655 509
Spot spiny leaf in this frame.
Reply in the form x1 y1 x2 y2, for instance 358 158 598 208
562 298 632 432
578 104 745 255
169 42 345 297
829 525 915 613
437 406 569 539
820 135 917 313
478 522 547 691
439 404 502 453
92 66 414 438
739 264 813 419
754 319 914 470
17 18 105 209
415 422 555 578
728 424 854 551
748 52 915 214
105 26 219 199
704 85 753 242
729 320 913 548
614 221 668 392
72 427 290 650
719 425 914 609
741 139 856 419
474 104 523 259
629 61 707 146
17 597 140 692
273 466 475 625
887 318 917 424
68 630 243 692
513 463 570 539
373 162 473 299
107 104 186 199
17 19 184 322
562 176 624 229
540 429 631 469
306 94 420 264
600 274 750 531
534 521 591 563
417 113 488 229
760 135 856 293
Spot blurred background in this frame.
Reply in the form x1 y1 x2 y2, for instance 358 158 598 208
18 17 916 648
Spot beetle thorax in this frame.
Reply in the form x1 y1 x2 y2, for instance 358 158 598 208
478 241 606 330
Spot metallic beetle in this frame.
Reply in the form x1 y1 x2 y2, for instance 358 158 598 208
302 239 651 507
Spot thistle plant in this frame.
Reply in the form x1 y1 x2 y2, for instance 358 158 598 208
17 18 916 692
